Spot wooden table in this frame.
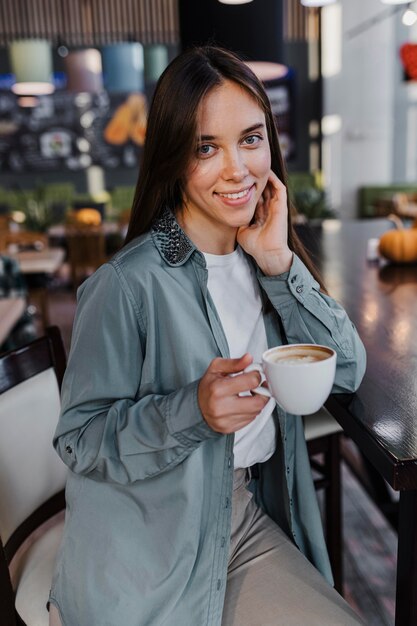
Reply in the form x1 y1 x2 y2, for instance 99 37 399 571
7 247 66 328
48 222 122 238
296 218 417 626
8 247 65 275
0 297 26 346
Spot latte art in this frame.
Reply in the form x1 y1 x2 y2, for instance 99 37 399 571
272 354 322 364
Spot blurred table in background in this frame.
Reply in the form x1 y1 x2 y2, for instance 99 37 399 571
7 247 66 328
48 221 126 258
48 221 121 238
9 247 65 274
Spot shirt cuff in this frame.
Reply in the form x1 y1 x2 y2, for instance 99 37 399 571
256 254 320 307
165 379 222 446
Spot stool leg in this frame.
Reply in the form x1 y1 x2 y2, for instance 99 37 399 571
29 287 49 330
325 433 343 594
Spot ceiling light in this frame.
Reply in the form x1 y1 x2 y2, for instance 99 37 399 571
144 44 169 84
218 0 253 4
380 0 410 5
245 61 289 82
402 7 417 24
301 0 337 6
64 49 103 93
102 43 144 93
9 39 55 95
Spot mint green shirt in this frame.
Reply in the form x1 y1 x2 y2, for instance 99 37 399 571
50 209 366 625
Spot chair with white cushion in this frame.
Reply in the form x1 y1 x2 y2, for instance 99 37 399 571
0 326 67 626
304 407 343 594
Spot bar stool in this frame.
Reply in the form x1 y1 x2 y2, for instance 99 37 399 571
304 407 344 594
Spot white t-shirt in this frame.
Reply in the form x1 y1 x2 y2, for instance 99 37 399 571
203 246 277 469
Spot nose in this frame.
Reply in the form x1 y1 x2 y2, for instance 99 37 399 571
221 148 248 181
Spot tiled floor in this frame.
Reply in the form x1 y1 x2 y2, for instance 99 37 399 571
37 281 397 626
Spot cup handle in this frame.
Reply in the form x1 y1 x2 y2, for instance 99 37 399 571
243 363 272 398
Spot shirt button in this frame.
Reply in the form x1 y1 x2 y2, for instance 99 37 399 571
225 498 230 509
296 285 304 294
286 466 290 474
228 457 232 468
65 445 73 455
217 579 222 590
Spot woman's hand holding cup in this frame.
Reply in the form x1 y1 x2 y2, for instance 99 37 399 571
198 354 270 434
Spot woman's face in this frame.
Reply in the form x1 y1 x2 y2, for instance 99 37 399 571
179 79 271 253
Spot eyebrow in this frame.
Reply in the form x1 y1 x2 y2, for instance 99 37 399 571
199 123 265 142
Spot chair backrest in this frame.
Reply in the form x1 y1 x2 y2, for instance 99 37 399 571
0 215 11 232
0 327 67 558
66 226 106 288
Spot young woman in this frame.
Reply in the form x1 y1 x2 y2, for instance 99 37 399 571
49 46 366 625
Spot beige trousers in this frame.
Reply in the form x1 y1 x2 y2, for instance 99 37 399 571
221 469 363 626
49 470 364 626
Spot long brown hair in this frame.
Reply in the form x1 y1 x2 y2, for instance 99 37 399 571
124 45 324 289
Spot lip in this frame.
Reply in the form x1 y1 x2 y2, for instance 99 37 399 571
214 183 256 206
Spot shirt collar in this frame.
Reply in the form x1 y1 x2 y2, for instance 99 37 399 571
151 208 200 267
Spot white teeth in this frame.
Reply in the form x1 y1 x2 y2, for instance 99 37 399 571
218 187 250 200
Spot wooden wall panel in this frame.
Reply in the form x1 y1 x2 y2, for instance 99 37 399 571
0 0 180 46
284 0 318 42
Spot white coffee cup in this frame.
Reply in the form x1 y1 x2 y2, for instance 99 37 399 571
245 343 337 415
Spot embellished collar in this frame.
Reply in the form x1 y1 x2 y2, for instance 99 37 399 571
151 208 198 266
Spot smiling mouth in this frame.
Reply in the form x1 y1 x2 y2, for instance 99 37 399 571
216 185 253 200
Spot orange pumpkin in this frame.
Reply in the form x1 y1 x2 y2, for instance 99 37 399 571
379 228 417 263
66 208 102 227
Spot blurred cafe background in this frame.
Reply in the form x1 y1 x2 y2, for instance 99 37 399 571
1 1 417 625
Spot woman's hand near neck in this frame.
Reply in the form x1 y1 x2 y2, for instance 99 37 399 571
237 171 293 276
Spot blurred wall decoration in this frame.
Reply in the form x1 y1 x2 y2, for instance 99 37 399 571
0 0 180 176
102 43 144 93
0 90 147 172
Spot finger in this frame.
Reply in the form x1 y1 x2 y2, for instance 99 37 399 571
267 170 287 199
208 353 253 375
225 394 270 419
232 395 271 416
254 195 267 225
221 370 263 395
211 396 270 432
216 415 258 434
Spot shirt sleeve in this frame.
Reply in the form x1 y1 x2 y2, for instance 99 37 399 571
53 262 220 485
257 254 367 394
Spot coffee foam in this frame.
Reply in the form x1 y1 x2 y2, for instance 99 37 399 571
273 355 321 364
266 345 332 364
